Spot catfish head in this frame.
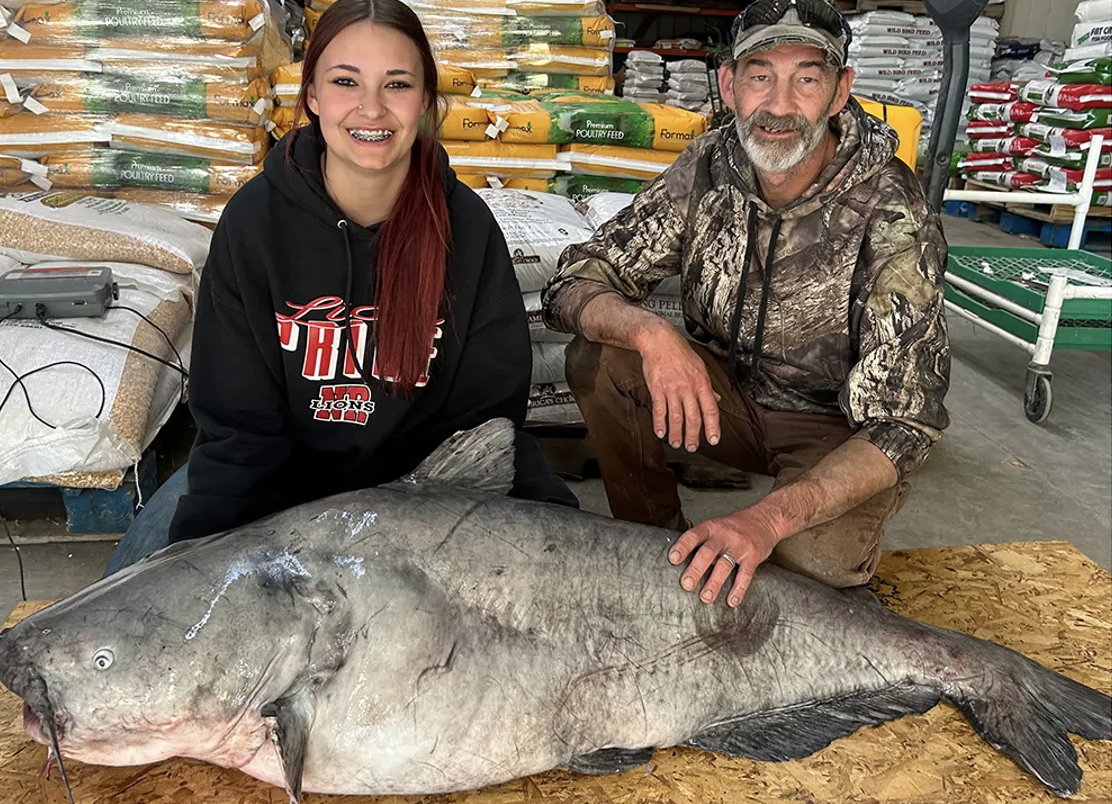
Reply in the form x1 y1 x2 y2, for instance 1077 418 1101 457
0 533 350 781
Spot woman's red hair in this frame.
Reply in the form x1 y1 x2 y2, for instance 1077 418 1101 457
293 0 449 395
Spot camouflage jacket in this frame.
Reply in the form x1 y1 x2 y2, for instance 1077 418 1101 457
541 99 951 478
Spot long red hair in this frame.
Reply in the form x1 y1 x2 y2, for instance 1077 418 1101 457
293 0 449 395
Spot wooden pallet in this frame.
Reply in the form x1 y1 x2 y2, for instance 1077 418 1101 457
961 178 1112 223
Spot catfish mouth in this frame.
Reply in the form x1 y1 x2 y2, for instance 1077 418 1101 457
17 675 77 803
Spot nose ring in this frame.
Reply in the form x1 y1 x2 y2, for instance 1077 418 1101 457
358 104 364 110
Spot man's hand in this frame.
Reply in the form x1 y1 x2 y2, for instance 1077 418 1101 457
668 507 783 607
637 326 720 452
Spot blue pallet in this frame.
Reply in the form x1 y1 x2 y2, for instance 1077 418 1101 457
1 450 158 534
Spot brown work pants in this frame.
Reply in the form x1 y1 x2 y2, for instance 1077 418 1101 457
564 337 910 589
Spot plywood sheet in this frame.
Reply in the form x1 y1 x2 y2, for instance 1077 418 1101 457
2 540 1109 804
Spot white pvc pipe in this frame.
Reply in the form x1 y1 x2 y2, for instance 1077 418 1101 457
944 190 1084 206
1032 274 1069 366
945 271 1041 324
1069 134 1104 251
944 299 1037 355
1062 284 1112 301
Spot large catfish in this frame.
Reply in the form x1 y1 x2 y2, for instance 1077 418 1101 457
0 419 1108 803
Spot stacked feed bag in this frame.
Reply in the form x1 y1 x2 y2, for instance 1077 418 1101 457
469 187 590 425
1066 0 1112 63
621 50 665 104
0 192 209 488
444 87 705 198
847 11 1000 152
303 0 616 95
470 187 689 425
664 59 709 113
0 0 292 224
959 72 1111 195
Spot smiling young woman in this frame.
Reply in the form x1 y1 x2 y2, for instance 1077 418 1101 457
100 0 579 576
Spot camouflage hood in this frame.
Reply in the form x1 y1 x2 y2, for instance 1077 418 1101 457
542 98 951 478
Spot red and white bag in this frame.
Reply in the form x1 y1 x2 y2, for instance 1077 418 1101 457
967 120 1016 139
968 171 1040 189
967 101 1039 124
969 136 1041 156
1019 81 1112 111
1020 124 1112 156
959 153 1014 172
969 81 1019 104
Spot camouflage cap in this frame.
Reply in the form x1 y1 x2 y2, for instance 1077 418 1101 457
731 0 850 69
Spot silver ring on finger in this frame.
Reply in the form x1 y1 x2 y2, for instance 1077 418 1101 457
719 553 737 569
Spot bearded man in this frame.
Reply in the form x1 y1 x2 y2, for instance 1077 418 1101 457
540 0 951 608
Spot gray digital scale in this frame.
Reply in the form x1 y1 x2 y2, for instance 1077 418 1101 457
0 264 119 319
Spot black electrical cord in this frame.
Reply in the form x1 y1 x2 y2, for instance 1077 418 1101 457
33 303 189 379
0 500 27 603
112 304 188 400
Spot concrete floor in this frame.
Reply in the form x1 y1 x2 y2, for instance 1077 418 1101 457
2 215 1110 619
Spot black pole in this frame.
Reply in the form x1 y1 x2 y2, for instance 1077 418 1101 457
924 27 971 212
920 0 991 213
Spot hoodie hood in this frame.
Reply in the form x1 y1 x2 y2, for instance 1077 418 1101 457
724 96 901 217
262 125 461 236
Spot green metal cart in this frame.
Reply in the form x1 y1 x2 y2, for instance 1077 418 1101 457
943 246 1112 422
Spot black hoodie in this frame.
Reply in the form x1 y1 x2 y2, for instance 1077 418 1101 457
167 127 531 543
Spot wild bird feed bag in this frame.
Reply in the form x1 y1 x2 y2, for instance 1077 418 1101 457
40 149 260 194
0 260 193 487
0 190 211 273
474 187 593 292
556 143 679 180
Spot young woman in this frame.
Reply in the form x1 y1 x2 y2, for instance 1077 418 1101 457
104 0 576 574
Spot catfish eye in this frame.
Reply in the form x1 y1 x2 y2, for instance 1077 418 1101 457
92 649 114 670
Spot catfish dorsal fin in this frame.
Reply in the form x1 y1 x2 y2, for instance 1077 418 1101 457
398 418 516 495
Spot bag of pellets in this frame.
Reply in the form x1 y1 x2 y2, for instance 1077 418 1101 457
557 142 679 180
1048 58 1112 86
576 190 635 229
40 149 260 195
473 188 593 292
1019 81 1112 111
494 96 705 150
8 0 277 43
0 190 211 273
440 63 478 96
526 382 582 426
521 291 573 342
22 74 272 125
512 44 613 77
1032 106 1112 129
531 341 568 385
441 140 563 177
440 96 494 141
423 14 615 49
478 72 613 95
0 260 193 487
111 186 229 224
107 114 270 163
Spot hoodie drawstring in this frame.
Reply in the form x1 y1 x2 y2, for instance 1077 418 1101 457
726 206 783 388
338 219 369 384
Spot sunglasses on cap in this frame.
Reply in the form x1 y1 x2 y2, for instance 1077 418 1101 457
731 0 853 63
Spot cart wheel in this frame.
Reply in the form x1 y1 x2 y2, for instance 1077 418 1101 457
1024 374 1053 424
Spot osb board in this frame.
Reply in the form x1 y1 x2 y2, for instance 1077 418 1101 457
1 540 1109 804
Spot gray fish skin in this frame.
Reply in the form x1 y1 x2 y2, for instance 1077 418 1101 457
0 419 1109 800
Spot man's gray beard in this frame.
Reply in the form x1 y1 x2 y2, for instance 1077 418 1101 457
735 96 836 174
